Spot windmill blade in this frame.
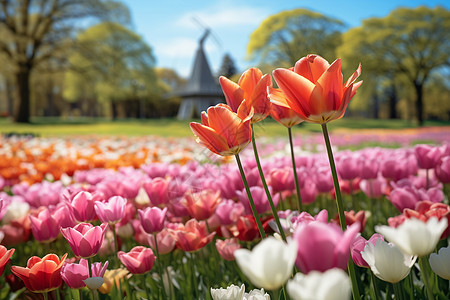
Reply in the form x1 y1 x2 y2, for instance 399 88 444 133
191 16 222 49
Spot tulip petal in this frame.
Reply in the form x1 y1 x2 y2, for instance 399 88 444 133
273 68 316 117
238 68 263 102
190 123 229 155
207 106 243 146
316 59 344 112
344 63 362 88
219 76 244 112
294 54 330 83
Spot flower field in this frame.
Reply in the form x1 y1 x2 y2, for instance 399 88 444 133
0 56 449 300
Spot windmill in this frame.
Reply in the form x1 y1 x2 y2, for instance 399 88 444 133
174 17 224 120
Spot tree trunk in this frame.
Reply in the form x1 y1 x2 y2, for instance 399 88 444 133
14 66 32 123
372 93 379 119
414 83 424 126
388 83 397 119
111 101 118 120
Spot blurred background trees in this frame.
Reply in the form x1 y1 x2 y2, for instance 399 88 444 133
0 2 448 124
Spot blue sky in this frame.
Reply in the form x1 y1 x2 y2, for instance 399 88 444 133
121 0 449 78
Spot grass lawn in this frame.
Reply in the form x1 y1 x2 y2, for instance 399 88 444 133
0 117 449 138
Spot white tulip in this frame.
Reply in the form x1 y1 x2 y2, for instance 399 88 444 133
3 200 29 223
375 217 447 257
211 283 245 300
429 246 450 280
234 237 297 290
361 239 416 283
287 268 351 300
244 288 270 300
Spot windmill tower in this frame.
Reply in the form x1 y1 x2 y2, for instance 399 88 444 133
175 29 224 120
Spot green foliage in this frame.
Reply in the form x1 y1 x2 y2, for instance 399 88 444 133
338 6 450 122
217 53 238 78
63 22 159 116
247 8 345 69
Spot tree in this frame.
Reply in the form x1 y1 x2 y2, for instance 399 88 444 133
217 53 238 78
63 22 158 119
246 8 345 70
338 6 450 125
0 0 130 123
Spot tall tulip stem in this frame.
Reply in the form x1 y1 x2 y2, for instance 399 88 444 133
418 256 434 300
251 125 286 241
321 123 361 300
288 127 303 212
235 154 266 239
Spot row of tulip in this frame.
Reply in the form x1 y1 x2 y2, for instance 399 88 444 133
0 54 449 299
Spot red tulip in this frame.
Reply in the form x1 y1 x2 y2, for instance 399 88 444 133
272 54 362 124
11 253 67 293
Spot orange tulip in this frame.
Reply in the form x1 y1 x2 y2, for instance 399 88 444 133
268 87 304 128
11 253 67 293
272 54 362 124
190 103 253 156
219 68 272 123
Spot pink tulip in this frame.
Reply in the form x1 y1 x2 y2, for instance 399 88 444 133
351 234 384 268
91 260 108 277
314 166 334 194
61 223 108 258
29 208 60 243
236 186 279 214
215 199 245 225
52 204 77 229
291 210 328 228
147 228 176 255
216 238 241 261
94 196 127 225
184 190 221 221
436 156 450 184
118 246 156 274
358 157 379 180
61 259 89 289
381 152 418 181
337 152 360 181
65 191 100 222
300 178 318 204
268 168 294 194
138 207 167 234
143 177 170 206
293 221 360 273
359 177 387 198
415 144 442 169
388 186 443 212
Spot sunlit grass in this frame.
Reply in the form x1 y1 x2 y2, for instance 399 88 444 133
0 117 448 137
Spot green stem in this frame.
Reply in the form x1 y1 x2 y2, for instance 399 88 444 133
251 125 286 241
393 282 404 300
43 292 49 300
321 123 361 300
112 224 119 268
153 233 167 299
408 271 414 300
55 288 61 300
418 256 434 300
142 274 152 300
288 127 303 212
371 271 382 300
235 154 266 239
72 289 81 300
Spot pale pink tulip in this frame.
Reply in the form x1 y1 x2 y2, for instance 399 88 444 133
61 223 108 258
